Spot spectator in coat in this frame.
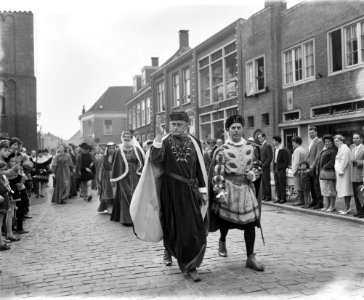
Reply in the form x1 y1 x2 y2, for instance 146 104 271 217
334 134 353 214
350 133 364 218
272 136 290 204
291 136 308 206
257 133 273 201
306 126 324 209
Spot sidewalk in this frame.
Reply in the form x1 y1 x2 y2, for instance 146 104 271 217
263 198 364 225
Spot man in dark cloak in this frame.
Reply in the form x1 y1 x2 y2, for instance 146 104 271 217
149 111 208 282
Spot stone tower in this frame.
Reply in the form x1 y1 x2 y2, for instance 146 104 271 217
0 11 37 149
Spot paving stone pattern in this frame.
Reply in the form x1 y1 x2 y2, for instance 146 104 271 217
0 188 363 300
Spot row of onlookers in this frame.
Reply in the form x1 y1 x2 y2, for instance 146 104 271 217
202 127 364 218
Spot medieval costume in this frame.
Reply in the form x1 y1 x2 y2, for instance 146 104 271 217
51 150 73 204
110 131 145 224
149 111 209 278
31 151 52 197
97 143 115 213
77 143 95 201
209 115 264 271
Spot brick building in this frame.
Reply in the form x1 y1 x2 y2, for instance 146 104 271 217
240 0 364 150
126 58 159 144
79 86 133 147
0 11 37 149
127 0 364 149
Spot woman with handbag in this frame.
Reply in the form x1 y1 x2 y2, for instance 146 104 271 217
315 135 338 212
334 134 354 214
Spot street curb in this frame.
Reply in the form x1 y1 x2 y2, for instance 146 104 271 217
263 201 364 225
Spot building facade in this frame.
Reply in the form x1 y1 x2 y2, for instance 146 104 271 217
0 11 37 149
79 86 133 147
126 58 159 144
240 0 364 151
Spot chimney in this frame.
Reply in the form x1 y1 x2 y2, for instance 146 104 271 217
82 105 85 115
264 0 287 10
179 30 189 49
151 57 159 67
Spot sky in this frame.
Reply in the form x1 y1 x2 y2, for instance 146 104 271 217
2 0 302 140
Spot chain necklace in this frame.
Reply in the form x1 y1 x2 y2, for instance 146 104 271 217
168 135 192 163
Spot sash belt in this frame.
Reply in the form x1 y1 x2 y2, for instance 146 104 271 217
165 172 198 187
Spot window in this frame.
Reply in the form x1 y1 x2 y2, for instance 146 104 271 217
329 19 364 73
262 113 269 126
87 119 93 136
172 73 180 107
188 115 195 135
198 42 238 106
0 96 5 115
136 103 141 128
283 40 315 85
104 120 112 135
199 106 237 141
141 100 146 126
182 68 191 104
146 97 151 124
283 111 300 122
248 116 254 128
157 81 165 112
132 106 136 129
128 108 132 128
246 56 265 95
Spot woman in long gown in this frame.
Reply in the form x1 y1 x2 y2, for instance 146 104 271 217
51 144 73 204
110 130 145 225
66 146 78 198
97 142 115 213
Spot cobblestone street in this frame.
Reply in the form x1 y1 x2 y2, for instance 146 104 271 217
1 187 364 300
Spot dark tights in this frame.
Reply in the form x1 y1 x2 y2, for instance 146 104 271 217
219 222 256 256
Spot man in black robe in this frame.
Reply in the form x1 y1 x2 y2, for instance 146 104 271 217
150 111 208 282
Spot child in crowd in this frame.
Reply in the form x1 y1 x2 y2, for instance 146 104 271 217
298 161 312 208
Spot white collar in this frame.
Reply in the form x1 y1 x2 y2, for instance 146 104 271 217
226 137 246 146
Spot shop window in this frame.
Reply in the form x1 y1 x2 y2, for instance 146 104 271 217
212 61 223 102
225 54 237 98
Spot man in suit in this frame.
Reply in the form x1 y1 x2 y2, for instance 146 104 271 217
258 133 273 201
351 133 364 218
272 136 290 204
291 136 308 206
306 126 324 209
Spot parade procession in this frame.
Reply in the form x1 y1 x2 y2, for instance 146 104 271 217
1 0 364 299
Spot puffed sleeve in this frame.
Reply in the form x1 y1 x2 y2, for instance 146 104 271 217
211 148 226 197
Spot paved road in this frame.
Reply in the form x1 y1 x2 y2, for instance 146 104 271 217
1 187 363 299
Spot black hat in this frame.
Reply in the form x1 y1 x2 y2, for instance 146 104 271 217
9 137 20 146
170 111 189 123
322 134 334 143
225 115 245 130
79 142 91 150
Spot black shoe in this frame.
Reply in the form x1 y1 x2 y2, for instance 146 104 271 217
358 215 364 218
163 250 172 266
279 200 287 204
23 215 32 219
16 230 29 234
308 202 317 208
87 195 92 202
273 199 281 203
187 268 200 282
264 198 272 202
313 203 323 209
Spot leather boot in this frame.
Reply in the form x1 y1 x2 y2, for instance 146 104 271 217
163 249 172 266
187 267 200 282
246 253 265 271
218 240 227 257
